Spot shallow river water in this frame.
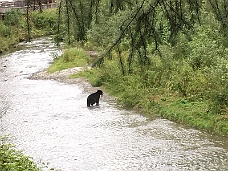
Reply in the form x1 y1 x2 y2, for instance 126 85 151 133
0 38 228 171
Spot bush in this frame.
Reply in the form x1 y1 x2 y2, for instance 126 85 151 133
0 137 41 171
0 23 11 37
210 86 228 114
31 9 57 31
87 10 131 49
3 10 22 26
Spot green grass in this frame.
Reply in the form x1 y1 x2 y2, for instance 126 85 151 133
69 68 103 87
47 47 89 73
160 99 228 135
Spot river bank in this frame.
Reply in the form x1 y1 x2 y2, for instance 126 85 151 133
1 37 228 171
29 60 228 137
42 45 228 137
29 66 86 84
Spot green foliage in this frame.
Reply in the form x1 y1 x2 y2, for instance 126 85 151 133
187 26 223 70
0 9 58 53
170 63 193 97
31 9 57 31
0 137 41 171
0 22 19 52
55 0 101 43
3 10 22 26
69 68 102 87
47 47 89 73
160 100 228 135
0 22 12 37
48 0 228 135
210 84 228 114
87 10 131 49
111 75 144 108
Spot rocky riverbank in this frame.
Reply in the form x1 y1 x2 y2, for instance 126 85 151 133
29 66 87 84
28 66 105 95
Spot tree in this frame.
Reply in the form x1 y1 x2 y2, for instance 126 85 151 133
26 0 32 42
92 0 227 73
56 0 100 43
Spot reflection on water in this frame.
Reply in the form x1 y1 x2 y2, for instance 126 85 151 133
0 37 228 171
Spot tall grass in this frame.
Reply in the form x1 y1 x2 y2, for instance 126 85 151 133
47 47 90 73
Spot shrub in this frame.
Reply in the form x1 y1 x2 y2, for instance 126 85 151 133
210 85 228 114
31 9 57 31
0 137 41 171
0 23 11 37
3 10 22 26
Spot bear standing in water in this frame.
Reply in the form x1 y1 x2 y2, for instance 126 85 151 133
87 90 103 107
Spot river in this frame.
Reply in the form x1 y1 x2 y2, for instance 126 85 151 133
0 37 228 171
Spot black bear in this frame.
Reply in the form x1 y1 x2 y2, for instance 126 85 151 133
87 90 103 107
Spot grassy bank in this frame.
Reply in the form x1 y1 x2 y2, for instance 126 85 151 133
160 99 228 135
82 68 228 136
47 46 228 137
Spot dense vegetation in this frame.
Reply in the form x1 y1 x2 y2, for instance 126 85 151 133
0 137 42 171
0 8 57 54
52 0 228 136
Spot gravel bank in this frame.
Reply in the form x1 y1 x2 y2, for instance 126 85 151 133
29 67 88 84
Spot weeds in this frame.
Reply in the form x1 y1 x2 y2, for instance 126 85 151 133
47 47 89 73
0 136 41 171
